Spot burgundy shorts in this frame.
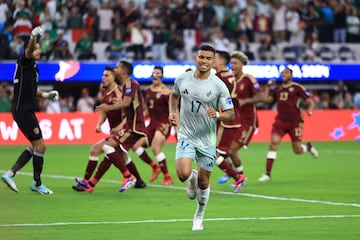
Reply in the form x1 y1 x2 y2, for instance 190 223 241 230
146 122 171 144
216 126 238 154
233 123 256 147
111 130 145 152
271 119 303 142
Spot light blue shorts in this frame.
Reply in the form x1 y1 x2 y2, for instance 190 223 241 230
175 139 216 172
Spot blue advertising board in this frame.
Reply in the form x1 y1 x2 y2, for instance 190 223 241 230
0 61 358 83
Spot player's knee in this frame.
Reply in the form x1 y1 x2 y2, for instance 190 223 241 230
90 145 102 156
176 169 191 182
269 142 279 150
228 147 236 158
198 178 209 190
35 143 46 153
151 146 161 155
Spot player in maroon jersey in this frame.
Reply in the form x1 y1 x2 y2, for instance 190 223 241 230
132 66 174 185
72 66 127 191
73 66 147 192
76 61 147 192
226 51 265 190
213 50 246 193
258 67 318 182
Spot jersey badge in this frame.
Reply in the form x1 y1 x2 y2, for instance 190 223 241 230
226 97 232 105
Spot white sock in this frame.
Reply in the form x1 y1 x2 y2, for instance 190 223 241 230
235 165 243 173
186 170 196 184
195 187 210 219
7 170 14 178
301 144 307 153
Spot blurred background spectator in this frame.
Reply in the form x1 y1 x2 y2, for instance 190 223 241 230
107 31 126 60
74 30 97 60
52 29 72 60
0 82 12 112
76 88 95 112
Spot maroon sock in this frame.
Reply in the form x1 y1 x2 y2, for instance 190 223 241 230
218 160 239 180
84 160 98 180
126 161 144 182
92 158 112 183
158 159 169 175
266 158 274 176
139 151 157 168
107 152 131 177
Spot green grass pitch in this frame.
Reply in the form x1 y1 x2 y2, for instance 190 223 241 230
1 141 360 240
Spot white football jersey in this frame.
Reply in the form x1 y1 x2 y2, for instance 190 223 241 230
173 71 233 148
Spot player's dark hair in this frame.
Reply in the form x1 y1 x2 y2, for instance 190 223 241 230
105 65 119 83
119 60 133 75
154 66 163 75
216 50 231 64
231 51 249 65
198 44 216 55
105 65 114 72
285 67 293 74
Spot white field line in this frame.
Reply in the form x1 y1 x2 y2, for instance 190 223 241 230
2 170 360 209
1 215 360 227
320 149 360 155
1 170 360 228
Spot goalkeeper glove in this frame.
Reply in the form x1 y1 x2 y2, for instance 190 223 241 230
42 90 59 101
31 26 43 39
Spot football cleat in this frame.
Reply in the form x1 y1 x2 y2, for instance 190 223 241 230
217 173 231 184
160 175 174 185
119 175 136 192
233 174 246 193
30 183 53 194
72 183 85 192
192 217 204 231
258 174 271 182
134 181 147 189
187 169 198 200
307 142 319 158
1 172 18 193
149 165 161 182
74 178 93 193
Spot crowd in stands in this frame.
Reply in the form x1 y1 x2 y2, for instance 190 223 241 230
0 0 359 61
1 0 360 110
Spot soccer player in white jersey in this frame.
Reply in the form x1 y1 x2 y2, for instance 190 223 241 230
169 44 235 231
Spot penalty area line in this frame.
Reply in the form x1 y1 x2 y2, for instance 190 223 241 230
1 214 360 227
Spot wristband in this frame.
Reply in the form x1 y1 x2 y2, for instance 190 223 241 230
215 111 220 119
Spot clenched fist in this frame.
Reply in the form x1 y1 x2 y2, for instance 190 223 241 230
31 26 43 39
